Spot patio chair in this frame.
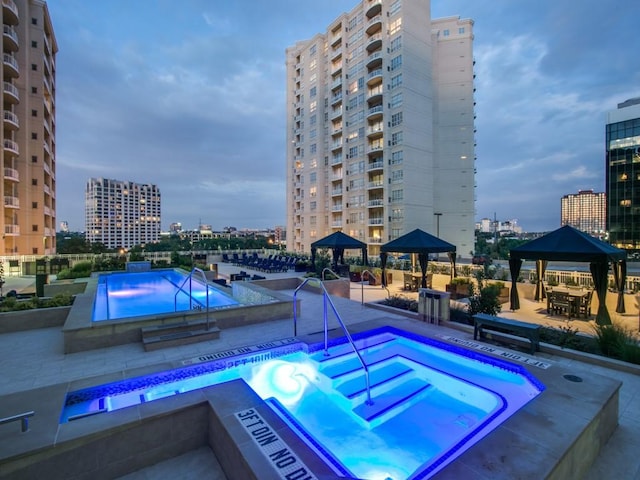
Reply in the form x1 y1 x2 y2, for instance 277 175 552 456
579 290 594 318
551 291 571 318
403 273 413 291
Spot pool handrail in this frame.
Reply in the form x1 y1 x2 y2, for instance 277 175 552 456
359 269 391 305
174 267 211 330
0 410 34 433
293 277 373 405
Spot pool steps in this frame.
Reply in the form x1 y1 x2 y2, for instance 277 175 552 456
309 335 433 427
141 320 221 351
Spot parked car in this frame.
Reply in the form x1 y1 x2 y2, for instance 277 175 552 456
472 254 492 265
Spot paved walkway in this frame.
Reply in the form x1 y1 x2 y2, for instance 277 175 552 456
0 267 639 479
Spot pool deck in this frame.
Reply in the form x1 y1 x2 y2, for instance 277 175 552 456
0 266 639 479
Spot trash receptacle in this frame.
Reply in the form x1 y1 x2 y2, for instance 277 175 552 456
418 288 450 324
35 273 47 297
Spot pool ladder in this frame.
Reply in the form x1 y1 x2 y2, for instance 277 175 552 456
293 272 373 406
175 267 211 331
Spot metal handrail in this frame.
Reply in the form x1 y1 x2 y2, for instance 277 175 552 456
0 410 34 432
359 269 390 305
321 267 340 281
174 267 210 330
293 277 373 405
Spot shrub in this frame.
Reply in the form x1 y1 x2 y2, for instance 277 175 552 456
593 322 640 364
0 293 73 312
379 295 418 312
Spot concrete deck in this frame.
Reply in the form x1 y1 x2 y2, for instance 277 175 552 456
0 265 638 479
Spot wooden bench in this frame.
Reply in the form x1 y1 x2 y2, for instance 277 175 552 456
473 313 540 354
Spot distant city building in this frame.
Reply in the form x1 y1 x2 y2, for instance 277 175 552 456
285 0 476 257
1 0 57 255
561 190 606 236
85 178 161 249
274 225 285 245
476 218 522 235
606 98 640 251
59 221 69 233
168 222 182 233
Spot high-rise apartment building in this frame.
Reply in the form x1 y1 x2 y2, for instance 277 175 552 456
1 0 57 255
606 98 640 252
285 0 475 257
561 190 606 237
85 178 161 250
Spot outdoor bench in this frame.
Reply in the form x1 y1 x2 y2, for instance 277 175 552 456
473 313 540 355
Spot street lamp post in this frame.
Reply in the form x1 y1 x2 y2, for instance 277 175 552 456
434 212 442 237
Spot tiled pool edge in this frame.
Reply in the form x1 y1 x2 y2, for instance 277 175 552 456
62 276 297 353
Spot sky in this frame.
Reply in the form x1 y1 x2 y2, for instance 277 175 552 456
47 0 640 233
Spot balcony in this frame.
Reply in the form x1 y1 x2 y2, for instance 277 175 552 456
331 92 343 105
367 142 383 154
330 31 342 47
3 110 18 129
330 107 343 119
331 204 343 212
368 237 383 244
331 76 342 90
331 62 343 76
331 220 343 228
367 160 384 171
368 217 384 225
365 14 383 35
3 81 18 103
3 138 18 155
367 180 384 190
331 47 342 61
4 224 19 236
368 198 384 207
367 124 383 138
366 0 382 18
44 184 51 195
331 188 343 196
366 33 382 52
331 171 343 181
331 124 343 136
366 68 383 86
3 25 18 51
331 155 343 165
366 51 383 69
4 167 18 182
2 0 19 24
331 140 343 151
3 53 18 77
367 104 383 120
367 85 383 102
4 195 19 208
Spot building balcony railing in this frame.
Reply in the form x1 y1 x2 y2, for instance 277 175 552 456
331 141 343 151
3 53 18 77
3 138 18 155
4 167 18 182
368 237 383 244
331 220 343 227
3 81 18 103
368 217 384 225
4 195 19 208
367 160 384 171
367 125 383 138
366 0 382 18
3 110 18 129
331 205 342 212
367 181 384 189
331 156 343 165
331 77 342 90
367 104 383 119
43 184 51 195
366 33 383 52
365 14 383 35
367 143 383 154
4 224 19 236
331 188 343 196
3 25 18 50
2 0 19 25
331 92 343 105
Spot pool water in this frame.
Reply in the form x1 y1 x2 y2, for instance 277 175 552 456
61 327 544 479
92 269 239 321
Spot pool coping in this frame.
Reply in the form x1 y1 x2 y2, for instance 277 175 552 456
61 272 297 353
0 318 621 480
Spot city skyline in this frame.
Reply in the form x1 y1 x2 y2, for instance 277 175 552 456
48 0 639 233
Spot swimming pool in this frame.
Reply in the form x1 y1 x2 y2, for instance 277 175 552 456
61 326 544 479
92 269 239 321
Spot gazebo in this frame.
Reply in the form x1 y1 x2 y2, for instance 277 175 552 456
509 225 627 325
380 229 457 288
310 231 368 271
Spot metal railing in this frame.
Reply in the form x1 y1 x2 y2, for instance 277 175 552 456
292 276 373 405
359 269 390 304
0 410 34 433
174 267 211 330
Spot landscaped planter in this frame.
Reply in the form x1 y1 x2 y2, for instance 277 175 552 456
446 283 470 300
0 305 71 333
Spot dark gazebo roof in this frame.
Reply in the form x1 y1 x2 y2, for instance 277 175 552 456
380 228 456 254
510 225 626 263
311 231 366 249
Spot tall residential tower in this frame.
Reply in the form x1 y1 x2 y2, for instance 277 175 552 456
85 178 161 250
561 190 606 237
285 0 475 257
606 98 640 252
1 0 57 255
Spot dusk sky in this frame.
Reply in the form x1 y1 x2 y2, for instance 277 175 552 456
47 0 639 233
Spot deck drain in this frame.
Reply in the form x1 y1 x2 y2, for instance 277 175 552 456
563 374 583 383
